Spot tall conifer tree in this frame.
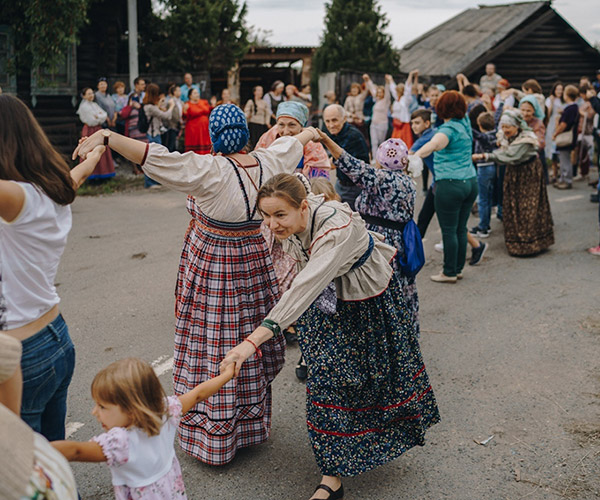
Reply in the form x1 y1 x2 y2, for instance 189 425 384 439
313 0 400 75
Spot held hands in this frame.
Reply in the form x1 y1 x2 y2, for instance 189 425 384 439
72 131 104 160
472 153 485 162
362 74 370 82
220 341 256 378
304 126 321 142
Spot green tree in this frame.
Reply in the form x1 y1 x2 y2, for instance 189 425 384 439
313 0 400 75
146 0 249 73
1 0 89 72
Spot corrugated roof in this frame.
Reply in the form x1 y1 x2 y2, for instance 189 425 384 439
399 1 549 77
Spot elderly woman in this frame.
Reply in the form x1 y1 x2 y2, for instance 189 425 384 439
221 173 439 500
413 91 478 283
257 101 330 179
74 104 320 466
317 131 421 329
473 109 554 256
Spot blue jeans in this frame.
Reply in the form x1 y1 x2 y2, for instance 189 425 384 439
145 134 162 187
476 164 496 230
20 314 75 441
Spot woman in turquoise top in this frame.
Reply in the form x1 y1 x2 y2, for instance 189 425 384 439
414 91 478 282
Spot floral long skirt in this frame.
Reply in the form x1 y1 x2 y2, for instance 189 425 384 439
503 156 554 256
295 277 440 477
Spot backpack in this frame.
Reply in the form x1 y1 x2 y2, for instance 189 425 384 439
398 220 425 278
138 105 149 134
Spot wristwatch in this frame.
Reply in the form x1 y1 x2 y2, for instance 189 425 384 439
101 129 111 146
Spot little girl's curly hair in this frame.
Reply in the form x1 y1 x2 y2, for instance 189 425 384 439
91 358 168 437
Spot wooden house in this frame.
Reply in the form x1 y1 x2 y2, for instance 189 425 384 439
399 1 600 92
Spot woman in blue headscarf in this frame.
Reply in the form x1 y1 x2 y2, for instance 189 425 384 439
257 101 331 178
73 104 321 465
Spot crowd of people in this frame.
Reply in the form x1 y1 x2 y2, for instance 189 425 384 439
0 62 599 500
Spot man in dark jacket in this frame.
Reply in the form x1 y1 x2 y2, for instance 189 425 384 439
322 104 369 210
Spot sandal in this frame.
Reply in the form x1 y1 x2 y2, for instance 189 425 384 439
311 483 344 500
295 356 307 381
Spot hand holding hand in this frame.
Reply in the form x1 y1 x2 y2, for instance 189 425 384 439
220 341 255 378
304 126 321 142
72 130 104 160
362 74 370 82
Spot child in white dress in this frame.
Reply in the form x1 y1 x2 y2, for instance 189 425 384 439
52 358 235 499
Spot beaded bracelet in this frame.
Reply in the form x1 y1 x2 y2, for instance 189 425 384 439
261 319 281 337
244 338 262 358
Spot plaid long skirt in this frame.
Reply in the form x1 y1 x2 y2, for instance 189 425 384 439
296 277 440 477
174 203 284 465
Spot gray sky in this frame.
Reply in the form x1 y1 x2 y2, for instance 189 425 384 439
245 0 600 49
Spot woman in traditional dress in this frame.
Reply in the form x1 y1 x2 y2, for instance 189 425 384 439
221 174 440 500
182 88 212 154
390 70 418 149
473 108 554 256
318 131 421 329
76 87 115 180
73 104 320 466
256 101 330 179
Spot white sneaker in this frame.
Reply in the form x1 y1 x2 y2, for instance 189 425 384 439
434 242 444 252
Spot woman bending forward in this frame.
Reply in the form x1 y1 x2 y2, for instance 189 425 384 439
221 174 440 500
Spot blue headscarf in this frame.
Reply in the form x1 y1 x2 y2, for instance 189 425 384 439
276 101 309 126
209 104 250 154
519 95 545 119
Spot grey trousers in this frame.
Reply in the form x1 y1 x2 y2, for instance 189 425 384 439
558 149 573 184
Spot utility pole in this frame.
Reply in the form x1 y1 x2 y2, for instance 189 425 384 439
127 0 139 90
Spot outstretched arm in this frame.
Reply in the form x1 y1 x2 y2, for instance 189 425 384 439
73 130 147 165
413 132 449 158
52 440 107 462
70 145 106 188
179 364 236 414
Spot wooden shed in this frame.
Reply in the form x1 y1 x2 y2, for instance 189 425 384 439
399 1 600 92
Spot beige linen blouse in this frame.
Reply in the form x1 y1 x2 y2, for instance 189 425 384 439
141 136 303 222
266 194 396 329
244 98 271 126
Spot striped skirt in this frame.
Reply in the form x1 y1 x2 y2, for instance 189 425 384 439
174 202 284 465
296 277 439 477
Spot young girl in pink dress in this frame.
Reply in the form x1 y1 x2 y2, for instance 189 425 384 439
52 358 235 499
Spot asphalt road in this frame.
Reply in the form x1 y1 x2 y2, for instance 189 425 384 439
58 177 600 500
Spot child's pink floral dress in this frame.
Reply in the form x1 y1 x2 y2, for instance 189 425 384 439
92 396 187 500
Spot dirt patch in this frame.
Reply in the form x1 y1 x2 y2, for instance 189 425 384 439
579 315 600 335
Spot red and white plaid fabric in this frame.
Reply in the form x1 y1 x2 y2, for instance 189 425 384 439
174 197 285 465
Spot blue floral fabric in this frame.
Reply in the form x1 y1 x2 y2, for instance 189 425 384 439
209 104 250 154
296 277 440 477
334 151 420 327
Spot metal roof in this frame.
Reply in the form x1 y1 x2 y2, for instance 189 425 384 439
399 1 549 77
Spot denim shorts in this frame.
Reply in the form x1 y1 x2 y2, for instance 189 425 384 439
20 313 75 441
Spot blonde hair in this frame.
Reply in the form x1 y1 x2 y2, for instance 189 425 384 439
563 84 579 101
91 358 167 437
310 178 340 202
257 173 308 212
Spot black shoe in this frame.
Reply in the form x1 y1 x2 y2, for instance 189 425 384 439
284 326 298 344
591 193 599 203
469 242 488 266
295 356 307 381
311 483 344 500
